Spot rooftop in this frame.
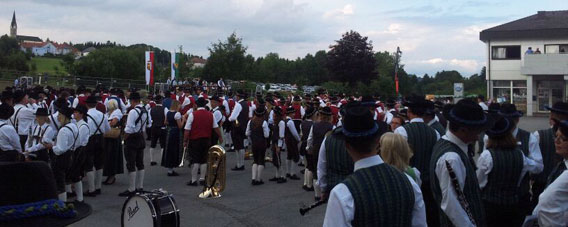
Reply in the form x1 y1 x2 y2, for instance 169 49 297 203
480 10 568 41
17 35 43 43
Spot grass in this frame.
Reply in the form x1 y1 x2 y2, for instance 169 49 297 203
29 57 67 75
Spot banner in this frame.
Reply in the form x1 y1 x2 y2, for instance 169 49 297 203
145 51 154 85
171 51 179 80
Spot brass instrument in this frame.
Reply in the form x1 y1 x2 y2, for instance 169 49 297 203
198 145 226 199
235 119 240 127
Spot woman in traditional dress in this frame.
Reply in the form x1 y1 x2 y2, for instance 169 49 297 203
162 100 184 176
103 99 124 185
379 132 421 185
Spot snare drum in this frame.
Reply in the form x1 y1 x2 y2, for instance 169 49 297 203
121 191 180 227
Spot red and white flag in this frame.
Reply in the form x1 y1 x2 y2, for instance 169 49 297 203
145 51 154 85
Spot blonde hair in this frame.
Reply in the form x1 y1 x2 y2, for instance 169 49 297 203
170 100 180 111
107 99 118 114
379 132 413 172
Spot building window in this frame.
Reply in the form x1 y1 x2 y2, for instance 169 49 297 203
492 80 527 113
545 44 568 54
492 46 521 60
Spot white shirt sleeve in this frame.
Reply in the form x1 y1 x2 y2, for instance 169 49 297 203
435 152 474 227
52 127 72 155
528 131 544 174
124 109 138 134
72 98 79 108
306 126 314 151
78 123 91 147
287 120 301 141
228 103 242 122
407 174 427 227
278 121 285 147
323 183 354 227
223 100 230 116
318 137 328 191
394 126 408 140
175 112 182 120
263 121 270 138
533 170 568 226
245 120 252 137
300 106 305 117
184 113 194 130
101 114 111 134
476 150 493 189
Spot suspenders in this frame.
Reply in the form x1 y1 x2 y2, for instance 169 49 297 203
61 125 79 151
10 107 23 133
87 114 104 135
134 107 148 133
50 114 60 131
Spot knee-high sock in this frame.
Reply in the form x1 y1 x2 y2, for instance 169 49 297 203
252 164 257 180
257 165 264 181
239 149 245 167
314 179 321 198
74 181 84 202
191 164 199 182
149 148 155 162
58 192 67 202
136 170 145 189
65 184 72 193
275 168 280 178
95 169 103 190
290 161 296 175
128 172 136 192
302 156 307 166
303 169 309 185
285 160 290 174
235 151 241 167
199 164 207 181
307 171 313 187
86 171 95 192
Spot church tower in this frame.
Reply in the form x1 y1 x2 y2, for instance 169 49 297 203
10 11 17 38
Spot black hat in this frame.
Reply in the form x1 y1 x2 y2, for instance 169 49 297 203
330 96 339 103
386 99 396 108
546 102 568 115
59 106 74 119
319 106 333 116
0 103 14 119
487 103 501 114
257 98 266 105
424 100 436 115
311 98 321 105
360 95 376 107
74 104 88 115
342 104 379 138
434 101 445 109
443 99 491 129
286 107 296 114
486 117 514 138
129 92 141 100
196 97 208 107
254 106 266 117
293 96 301 102
1 90 13 101
498 103 523 118
273 106 283 116
13 90 27 103
154 95 163 102
85 95 97 104
0 161 91 226
265 98 275 105
237 90 247 98
403 95 427 109
210 95 221 103
35 108 49 116
304 106 316 118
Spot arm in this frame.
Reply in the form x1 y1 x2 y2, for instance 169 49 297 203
394 126 408 140
300 106 305 117
287 120 301 142
322 184 354 227
262 121 270 138
183 113 194 145
175 112 184 128
52 128 72 155
245 120 252 137
475 150 493 189
228 103 241 122
102 114 111 133
306 126 314 151
406 174 427 227
278 121 285 147
223 100 230 115
533 171 568 226
435 152 474 227
7 127 22 152
212 117 223 144
318 137 328 195
527 132 544 174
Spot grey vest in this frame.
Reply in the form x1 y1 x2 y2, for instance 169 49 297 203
324 127 354 192
482 148 524 205
403 122 438 183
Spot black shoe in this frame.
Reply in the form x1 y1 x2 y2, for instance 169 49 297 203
231 166 241 171
67 192 76 198
314 196 321 202
167 171 179 176
298 163 305 167
302 185 310 191
118 190 135 197
251 180 258 185
306 186 314 191
300 169 305 174
95 189 101 195
277 177 287 183
257 180 264 185
150 161 157 166
136 188 144 193
84 190 97 197
289 174 300 180
268 177 279 182
187 181 198 186
286 173 291 178
199 180 205 186
239 166 245 171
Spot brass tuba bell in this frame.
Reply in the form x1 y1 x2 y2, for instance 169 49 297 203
198 145 226 199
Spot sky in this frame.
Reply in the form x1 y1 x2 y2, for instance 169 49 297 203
0 0 567 77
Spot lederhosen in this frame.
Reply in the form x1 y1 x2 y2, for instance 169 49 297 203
0 123 21 162
10 106 27 152
285 118 299 162
124 107 148 172
150 105 167 149
231 101 249 150
30 124 50 163
250 120 267 165
67 123 89 183
53 125 77 194
86 113 105 170
299 120 313 158
271 120 282 168
308 122 333 177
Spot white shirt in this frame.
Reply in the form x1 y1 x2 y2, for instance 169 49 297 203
104 95 127 114
478 102 488 111
394 117 441 140
435 130 475 227
184 108 219 130
26 123 49 150
124 105 149 134
10 104 36 135
222 99 230 116
532 159 568 226
212 107 224 125
27 126 55 153
476 149 538 188
245 120 270 138
228 99 244 122
286 117 301 142
72 94 84 108
86 108 110 136
76 119 90 147
53 123 79 155
249 103 256 118
323 155 427 227
483 127 544 174
277 120 285 147
0 119 22 152
107 109 123 121
384 110 394 125
318 137 329 191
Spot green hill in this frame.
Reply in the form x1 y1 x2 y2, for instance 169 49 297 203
29 57 67 75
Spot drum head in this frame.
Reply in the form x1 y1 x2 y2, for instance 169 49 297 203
121 195 156 227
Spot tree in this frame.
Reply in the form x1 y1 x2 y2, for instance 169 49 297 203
203 32 248 81
326 30 376 85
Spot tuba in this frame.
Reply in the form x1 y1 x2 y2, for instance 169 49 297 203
198 145 226 199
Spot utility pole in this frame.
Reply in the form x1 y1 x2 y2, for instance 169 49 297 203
394 47 402 97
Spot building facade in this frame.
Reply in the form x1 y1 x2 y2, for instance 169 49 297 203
480 10 568 116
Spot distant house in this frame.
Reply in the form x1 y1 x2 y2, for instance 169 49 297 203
20 41 79 56
191 57 207 69
480 10 568 116
82 47 96 56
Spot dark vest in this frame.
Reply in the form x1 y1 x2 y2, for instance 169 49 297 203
430 120 446 136
300 120 313 142
403 121 438 183
344 163 415 227
312 122 334 154
430 139 486 227
534 128 563 184
324 127 354 192
271 120 281 143
250 120 267 150
237 100 249 130
482 148 524 205
516 128 531 196
150 105 166 128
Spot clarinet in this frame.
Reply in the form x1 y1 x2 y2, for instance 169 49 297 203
299 200 325 216
445 160 477 226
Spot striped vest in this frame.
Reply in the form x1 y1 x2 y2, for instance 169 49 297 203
430 139 486 227
534 128 563 184
516 128 531 196
403 122 438 183
430 120 446 136
324 127 354 192
344 163 414 227
482 148 524 205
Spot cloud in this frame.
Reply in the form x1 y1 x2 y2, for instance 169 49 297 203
323 4 354 20
411 58 480 74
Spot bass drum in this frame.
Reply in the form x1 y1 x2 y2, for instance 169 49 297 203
121 191 180 227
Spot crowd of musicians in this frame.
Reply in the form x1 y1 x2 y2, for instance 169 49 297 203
0 83 567 226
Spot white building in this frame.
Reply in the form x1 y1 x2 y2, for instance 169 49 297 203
480 10 568 116
20 41 78 56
